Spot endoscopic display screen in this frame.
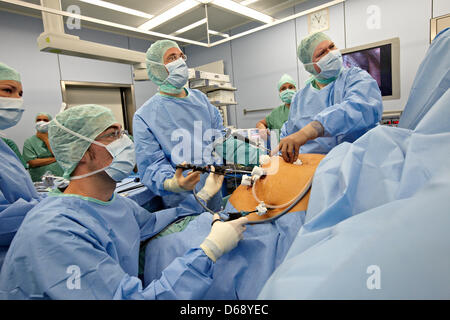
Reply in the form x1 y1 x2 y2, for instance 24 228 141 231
343 44 392 96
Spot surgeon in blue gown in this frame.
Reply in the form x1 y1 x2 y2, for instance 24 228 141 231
0 62 41 268
133 40 225 210
0 104 248 299
258 28 450 299
277 32 383 162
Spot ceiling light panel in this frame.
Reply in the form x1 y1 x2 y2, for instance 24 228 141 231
79 0 154 19
172 18 207 35
138 0 201 31
210 0 275 24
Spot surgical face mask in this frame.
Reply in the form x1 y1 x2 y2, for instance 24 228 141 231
36 120 49 133
0 97 24 130
305 49 343 81
279 89 296 104
164 57 189 89
71 134 136 182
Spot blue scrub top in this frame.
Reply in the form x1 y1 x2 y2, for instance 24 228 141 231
0 191 214 299
281 67 383 154
0 139 41 246
133 88 224 209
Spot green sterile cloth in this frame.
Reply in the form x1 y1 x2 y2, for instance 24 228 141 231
215 138 261 166
23 135 64 182
265 104 290 130
1 137 27 168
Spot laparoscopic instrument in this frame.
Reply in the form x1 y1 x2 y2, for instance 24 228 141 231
177 162 312 225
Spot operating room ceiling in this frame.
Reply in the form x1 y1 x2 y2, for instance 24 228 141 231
0 0 311 45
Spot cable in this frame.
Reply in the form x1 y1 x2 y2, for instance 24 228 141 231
248 177 312 225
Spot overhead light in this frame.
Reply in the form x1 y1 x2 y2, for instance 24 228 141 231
172 18 207 36
138 0 201 31
208 29 230 38
79 0 154 19
240 0 260 6
210 0 275 24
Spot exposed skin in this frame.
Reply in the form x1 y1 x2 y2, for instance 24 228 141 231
272 40 338 163
28 114 56 168
0 80 23 98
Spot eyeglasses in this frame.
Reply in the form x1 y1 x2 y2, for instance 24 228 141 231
96 129 127 141
166 53 187 63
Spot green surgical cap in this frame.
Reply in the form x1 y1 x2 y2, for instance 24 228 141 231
297 32 331 74
0 62 21 82
36 113 52 121
146 39 180 86
277 74 297 91
48 104 116 179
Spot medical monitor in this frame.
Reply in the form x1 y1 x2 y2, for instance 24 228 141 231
341 38 400 100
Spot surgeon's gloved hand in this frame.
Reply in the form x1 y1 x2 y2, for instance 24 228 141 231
164 163 202 193
274 121 324 163
197 166 225 202
200 214 248 262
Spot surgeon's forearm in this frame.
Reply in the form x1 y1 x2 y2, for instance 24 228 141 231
27 157 56 168
256 119 267 130
299 121 324 140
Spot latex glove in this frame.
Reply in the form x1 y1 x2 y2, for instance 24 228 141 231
200 214 248 262
197 166 225 202
164 163 201 193
273 121 324 163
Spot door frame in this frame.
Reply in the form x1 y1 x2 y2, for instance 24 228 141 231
60 80 137 135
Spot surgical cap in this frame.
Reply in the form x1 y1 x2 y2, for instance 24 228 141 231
48 104 116 179
297 32 331 74
146 40 180 86
0 62 21 82
36 113 52 121
277 74 297 91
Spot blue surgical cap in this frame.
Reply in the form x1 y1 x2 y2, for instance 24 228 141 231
0 62 21 82
146 40 180 86
48 104 117 179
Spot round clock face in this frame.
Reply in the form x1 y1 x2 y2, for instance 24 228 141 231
309 9 329 34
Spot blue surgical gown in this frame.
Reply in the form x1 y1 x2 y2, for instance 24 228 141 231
258 74 450 299
0 192 214 299
0 139 41 267
281 67 383 154
144 201 305 299
399 27 450 130
133 88 225 210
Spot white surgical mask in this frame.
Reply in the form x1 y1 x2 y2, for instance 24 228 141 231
304 49 343 81
0 97 24 130
36 120 49 133
146 57 189 94
164 58 189 89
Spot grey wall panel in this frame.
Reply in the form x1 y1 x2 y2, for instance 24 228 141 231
127 37 158 111
59 27 133 84
433 0 450 17
0 11 62 150
345 0 432 111
231 10 298 129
